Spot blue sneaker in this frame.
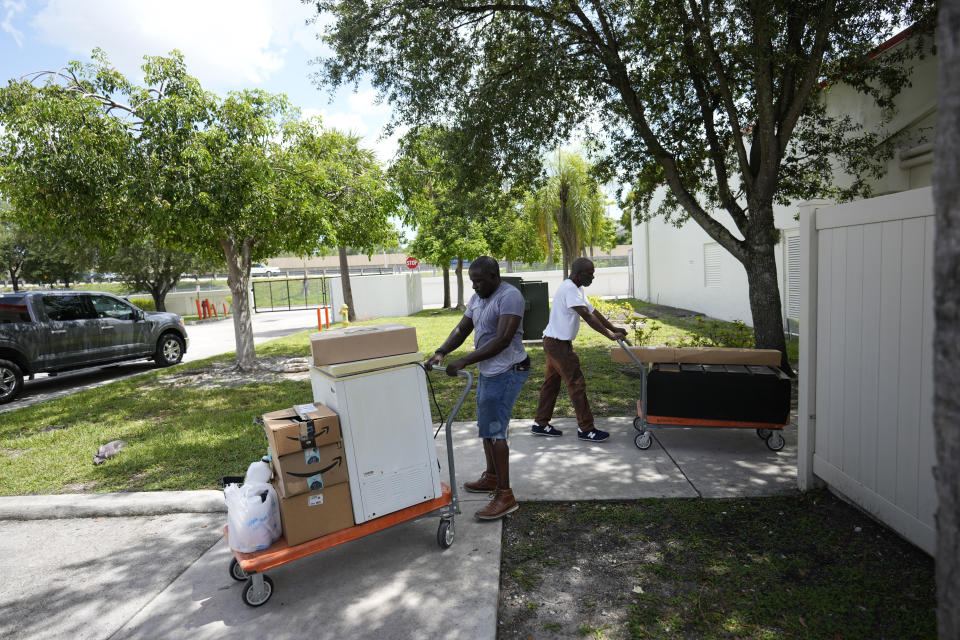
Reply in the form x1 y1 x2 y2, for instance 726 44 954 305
531 423 563 437
577 428 610 442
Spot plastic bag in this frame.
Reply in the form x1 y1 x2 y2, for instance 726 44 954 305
245 460 272 484
224 481 282 553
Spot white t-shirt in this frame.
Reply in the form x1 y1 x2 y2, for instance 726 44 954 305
542 278 594 341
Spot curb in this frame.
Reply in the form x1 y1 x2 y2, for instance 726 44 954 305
0 490 226 521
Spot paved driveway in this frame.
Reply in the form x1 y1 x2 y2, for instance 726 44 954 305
0 309 320 414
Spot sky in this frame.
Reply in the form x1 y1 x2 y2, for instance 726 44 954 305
0 0 401 162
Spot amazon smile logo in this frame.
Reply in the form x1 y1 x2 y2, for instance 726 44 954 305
285 456 343 477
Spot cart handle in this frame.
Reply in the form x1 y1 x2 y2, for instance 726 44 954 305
424 367 473 422
617 337 652 369
425 368 472 517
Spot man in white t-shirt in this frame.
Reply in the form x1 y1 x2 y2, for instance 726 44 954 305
531 257 626 442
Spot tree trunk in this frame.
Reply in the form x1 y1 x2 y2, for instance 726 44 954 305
338 245 356 322
455 257 465 310
506 260 513 273
149 281 170 312
743 249 791 373
442 264 451 308
220 236 256 371
934 2 960 637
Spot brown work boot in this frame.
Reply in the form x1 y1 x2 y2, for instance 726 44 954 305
475 489 519 520
464 471 498 493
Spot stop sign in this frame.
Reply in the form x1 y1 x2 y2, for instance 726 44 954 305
406 256 419 269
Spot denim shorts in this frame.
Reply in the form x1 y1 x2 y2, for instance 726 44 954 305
476 367 530 439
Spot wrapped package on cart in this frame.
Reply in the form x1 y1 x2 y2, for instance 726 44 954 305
260 402 355 545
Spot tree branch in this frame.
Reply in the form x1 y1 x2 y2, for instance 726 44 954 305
777 0 837 157
686 0 754 192
676 4 748 232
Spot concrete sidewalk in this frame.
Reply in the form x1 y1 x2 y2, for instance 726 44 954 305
0 417 797 640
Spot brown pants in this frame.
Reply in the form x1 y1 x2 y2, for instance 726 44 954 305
535 337 594 430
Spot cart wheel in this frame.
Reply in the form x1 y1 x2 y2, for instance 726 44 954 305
229 558 248 581
635 432 653 450
242 574 274 607
633 416 644 432
437 518 455 549
765 432 785 452
756 428 771 439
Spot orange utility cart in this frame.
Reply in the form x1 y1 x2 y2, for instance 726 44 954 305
613 339 791 452
225 369 472 607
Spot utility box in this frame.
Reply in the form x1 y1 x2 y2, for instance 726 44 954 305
499 276 549 340
309 351 443 524
518 280 549 340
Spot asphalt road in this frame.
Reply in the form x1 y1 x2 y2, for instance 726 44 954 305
0 308 320 414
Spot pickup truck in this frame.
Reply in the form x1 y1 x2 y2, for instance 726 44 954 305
0 290 189 403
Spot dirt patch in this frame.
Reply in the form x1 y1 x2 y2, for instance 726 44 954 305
497 492 935 639
1 448 26 458
149 356 310 390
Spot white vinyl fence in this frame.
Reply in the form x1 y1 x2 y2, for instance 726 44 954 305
798 187 936 554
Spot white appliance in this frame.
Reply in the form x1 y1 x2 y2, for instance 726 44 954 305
309 352 443 523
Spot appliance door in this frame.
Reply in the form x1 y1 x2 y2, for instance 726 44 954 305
312 363 442 523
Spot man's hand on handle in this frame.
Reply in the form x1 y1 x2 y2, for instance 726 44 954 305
608 327 628 341
425 352 444 370
425 351 467 377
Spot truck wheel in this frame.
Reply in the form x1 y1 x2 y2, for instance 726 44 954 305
0 359 24 404
154 333 185 367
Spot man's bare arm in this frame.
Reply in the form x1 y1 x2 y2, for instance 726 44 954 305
572 306 626 340
443 314 522 376
425 316 475 368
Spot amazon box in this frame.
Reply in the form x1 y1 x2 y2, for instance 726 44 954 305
272 441 349 499
309 323 418 366
275 481 355 546
673 347 781 366
610 346 678 364
610 346 781 366
262 403 341 458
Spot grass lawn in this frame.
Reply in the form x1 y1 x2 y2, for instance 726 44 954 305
0 300 791 495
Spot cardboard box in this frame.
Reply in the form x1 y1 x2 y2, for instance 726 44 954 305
262 403 341 458
272 441 349 499
310 323 418 366
274 481 355 546
610 346 678 363
610 346 781 366
673 348 781 366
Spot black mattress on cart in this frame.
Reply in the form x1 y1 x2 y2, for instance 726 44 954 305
646 363 791 424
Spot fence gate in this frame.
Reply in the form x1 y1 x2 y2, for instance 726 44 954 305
252 277 329 312
798 187 936 555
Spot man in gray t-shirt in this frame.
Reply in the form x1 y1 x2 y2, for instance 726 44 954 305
426 256 530 521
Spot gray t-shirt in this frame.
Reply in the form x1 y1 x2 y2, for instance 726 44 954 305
464 282 527 377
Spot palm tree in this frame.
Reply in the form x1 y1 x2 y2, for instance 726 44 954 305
531 150 607 278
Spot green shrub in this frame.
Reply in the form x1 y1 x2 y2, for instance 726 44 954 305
128 297 156 311
627 317 662 345
587 296 634 322
667 317 755 349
